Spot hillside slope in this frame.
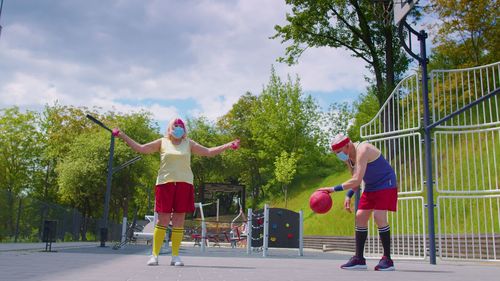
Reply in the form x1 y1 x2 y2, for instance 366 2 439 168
270 169 356 236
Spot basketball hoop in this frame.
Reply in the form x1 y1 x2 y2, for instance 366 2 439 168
371 0 417 26
372 0 394 26
393 0 418 25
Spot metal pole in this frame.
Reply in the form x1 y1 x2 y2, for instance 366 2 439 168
216 199 219 222
14 198 22 243
100 134 115 247
398 17 437 265
298 210 303 256
0 0 4 39
121 217 127 243
354 189 361 212
201 221 206 253
263 204 269 257
419 29 437 265
247 208 252 255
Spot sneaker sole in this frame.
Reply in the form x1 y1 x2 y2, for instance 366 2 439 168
147 263 158 266
341 265 368 270
170 263 184 266
375 266 395 271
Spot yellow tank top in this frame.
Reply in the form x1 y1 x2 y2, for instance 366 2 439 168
156 137 194 185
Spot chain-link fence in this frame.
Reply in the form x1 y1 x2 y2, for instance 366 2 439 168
0 190 122 243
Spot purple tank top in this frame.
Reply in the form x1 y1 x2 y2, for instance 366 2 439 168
363 154 397 192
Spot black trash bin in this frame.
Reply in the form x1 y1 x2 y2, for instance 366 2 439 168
42 220 57 252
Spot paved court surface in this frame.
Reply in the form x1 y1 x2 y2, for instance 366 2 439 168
1 242 500 281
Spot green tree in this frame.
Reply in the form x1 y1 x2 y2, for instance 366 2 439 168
32 104 101 205
274 151 298 208
56 131 109 240
218 93 267 206
427 0 499 69
56 109 160 239
109 111 160 221
348 91 380 141
0 107 42 236
273 0 410 106
220 68 324 203
320 102 355 149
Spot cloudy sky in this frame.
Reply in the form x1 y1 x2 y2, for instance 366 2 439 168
0 0 374 129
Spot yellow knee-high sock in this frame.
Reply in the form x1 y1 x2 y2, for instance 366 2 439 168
171 227 184 256
152 225 167 257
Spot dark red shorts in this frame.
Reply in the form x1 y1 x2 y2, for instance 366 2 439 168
155 182 195 213
358 188 398 212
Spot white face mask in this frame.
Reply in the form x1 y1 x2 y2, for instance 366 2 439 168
336 151 348 161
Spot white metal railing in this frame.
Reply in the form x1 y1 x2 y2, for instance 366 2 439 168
434 127 500 194
361 74 421 138
360 62 500 262
366 133 424 195
431 61 500 129
365 196 427 259
437 195 500 261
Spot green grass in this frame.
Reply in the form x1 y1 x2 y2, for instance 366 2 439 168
266 128 500 236
269 170 356 236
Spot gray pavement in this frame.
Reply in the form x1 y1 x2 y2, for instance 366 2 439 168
1 242 500 281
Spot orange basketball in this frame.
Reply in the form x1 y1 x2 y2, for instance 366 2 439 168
309 191 332 214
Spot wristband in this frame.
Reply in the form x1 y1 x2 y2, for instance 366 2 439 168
332 185 344 192
346 189 355 198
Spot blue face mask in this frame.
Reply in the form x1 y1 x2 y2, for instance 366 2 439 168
172 127 185 139
336 151 349 161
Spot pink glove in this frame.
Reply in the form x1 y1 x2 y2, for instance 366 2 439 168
230 139 240 150
112 128 120 137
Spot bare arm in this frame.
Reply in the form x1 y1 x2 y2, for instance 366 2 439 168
190 139 239 157
341 144 369 189
115 129 161 154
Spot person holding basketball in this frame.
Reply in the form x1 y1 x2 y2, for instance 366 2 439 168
317 134 397 271
114 118 239 266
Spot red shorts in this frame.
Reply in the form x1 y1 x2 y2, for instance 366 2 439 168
155 182 195 213
358 188 398 212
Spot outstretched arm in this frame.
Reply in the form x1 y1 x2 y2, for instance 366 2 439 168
114 129 161 154
190 139 239 157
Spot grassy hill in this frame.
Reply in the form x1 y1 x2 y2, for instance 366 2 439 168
267 131 500 236
269 169 356 236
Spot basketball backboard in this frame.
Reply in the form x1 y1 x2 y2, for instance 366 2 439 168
394 0 418 25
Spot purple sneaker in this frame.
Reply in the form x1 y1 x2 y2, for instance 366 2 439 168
340 256 367 270
374 256 395 271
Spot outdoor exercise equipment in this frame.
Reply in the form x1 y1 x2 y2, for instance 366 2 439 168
229 198 246 248
85 114 141 247
247 204 303 257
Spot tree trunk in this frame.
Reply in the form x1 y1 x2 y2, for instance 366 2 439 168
123 189 129 223
7 187 14 235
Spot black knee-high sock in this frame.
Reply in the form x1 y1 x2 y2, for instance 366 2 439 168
355 226 368 258
378 225 391 258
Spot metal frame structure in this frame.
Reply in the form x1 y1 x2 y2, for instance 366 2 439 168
363 1 499 265
362 62 499 263
86 114 142 247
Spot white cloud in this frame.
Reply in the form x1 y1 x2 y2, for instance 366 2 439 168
0 0 369 126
